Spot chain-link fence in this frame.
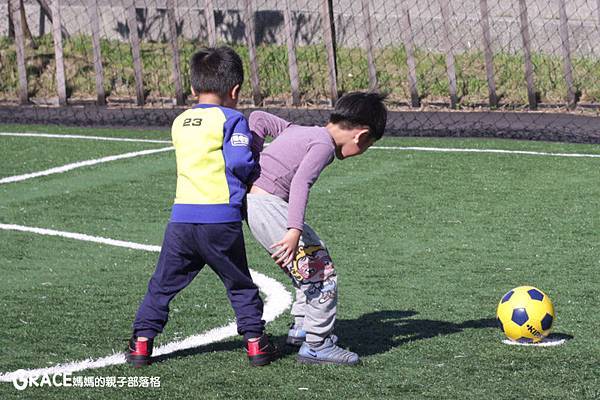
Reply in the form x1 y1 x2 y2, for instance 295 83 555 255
1 0 599 141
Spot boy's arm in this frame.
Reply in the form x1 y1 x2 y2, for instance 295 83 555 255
222 115 256 183
248 111 292 154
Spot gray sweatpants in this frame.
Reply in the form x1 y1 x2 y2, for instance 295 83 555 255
246 193 337 344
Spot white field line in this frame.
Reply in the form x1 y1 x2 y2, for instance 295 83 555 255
0 223 292 383
0 146 174 184
2 131 600 159
502 338 565 347
0 224 161 252
0 132 171 144
371 146 600 158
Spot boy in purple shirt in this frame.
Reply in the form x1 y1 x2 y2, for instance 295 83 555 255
247 92 387 365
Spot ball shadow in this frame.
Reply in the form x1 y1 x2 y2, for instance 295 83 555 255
545 332 574 341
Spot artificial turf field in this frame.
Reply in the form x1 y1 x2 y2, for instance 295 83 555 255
0 124 599 399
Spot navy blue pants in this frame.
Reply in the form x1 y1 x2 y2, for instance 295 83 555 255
133 222 265 339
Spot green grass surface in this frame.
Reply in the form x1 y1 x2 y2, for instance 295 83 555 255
0 123 169 139
0 136 167 178
1 126 599 399
2 35 600 106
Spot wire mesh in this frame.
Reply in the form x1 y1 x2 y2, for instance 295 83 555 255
0 0 599 140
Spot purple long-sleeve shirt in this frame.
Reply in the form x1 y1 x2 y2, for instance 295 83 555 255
249 111 336 230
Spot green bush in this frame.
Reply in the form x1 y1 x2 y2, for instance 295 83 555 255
1 35 599 106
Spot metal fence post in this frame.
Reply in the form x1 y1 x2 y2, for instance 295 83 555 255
321 0 338 104
88 0 106 105
400 8 420 108
361 0 377 91
126 0 145 106
439 0 458 108
204 0 216 47
283 0 300 105
9 0 28 104
558 0 576 109
167 0 185 106
479 0 498 108
51 0 67 106
244 0 262 105
518 0 537 110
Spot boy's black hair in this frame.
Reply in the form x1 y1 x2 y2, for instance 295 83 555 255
189 46 244 97
329 92 388 140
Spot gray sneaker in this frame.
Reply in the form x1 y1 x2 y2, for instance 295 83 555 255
297 335 359 365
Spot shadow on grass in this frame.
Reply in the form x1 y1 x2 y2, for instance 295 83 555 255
152 310 498 364
546 333 574 341
335 310 497 356
152 339 244 364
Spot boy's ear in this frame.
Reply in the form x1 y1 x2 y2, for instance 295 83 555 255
230 84 241 100
353 128 371 144
190 86 198 97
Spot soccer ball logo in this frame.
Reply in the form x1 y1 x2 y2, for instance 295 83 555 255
496 286 555 343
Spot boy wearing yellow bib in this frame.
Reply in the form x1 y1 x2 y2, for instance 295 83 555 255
127 47 277 368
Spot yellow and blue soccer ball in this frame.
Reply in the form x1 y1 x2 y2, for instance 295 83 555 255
496 286 555 343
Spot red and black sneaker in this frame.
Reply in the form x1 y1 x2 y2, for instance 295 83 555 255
126 337 154 368
245 334 278 367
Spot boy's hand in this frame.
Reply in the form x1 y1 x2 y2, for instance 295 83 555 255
270 228 302 267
